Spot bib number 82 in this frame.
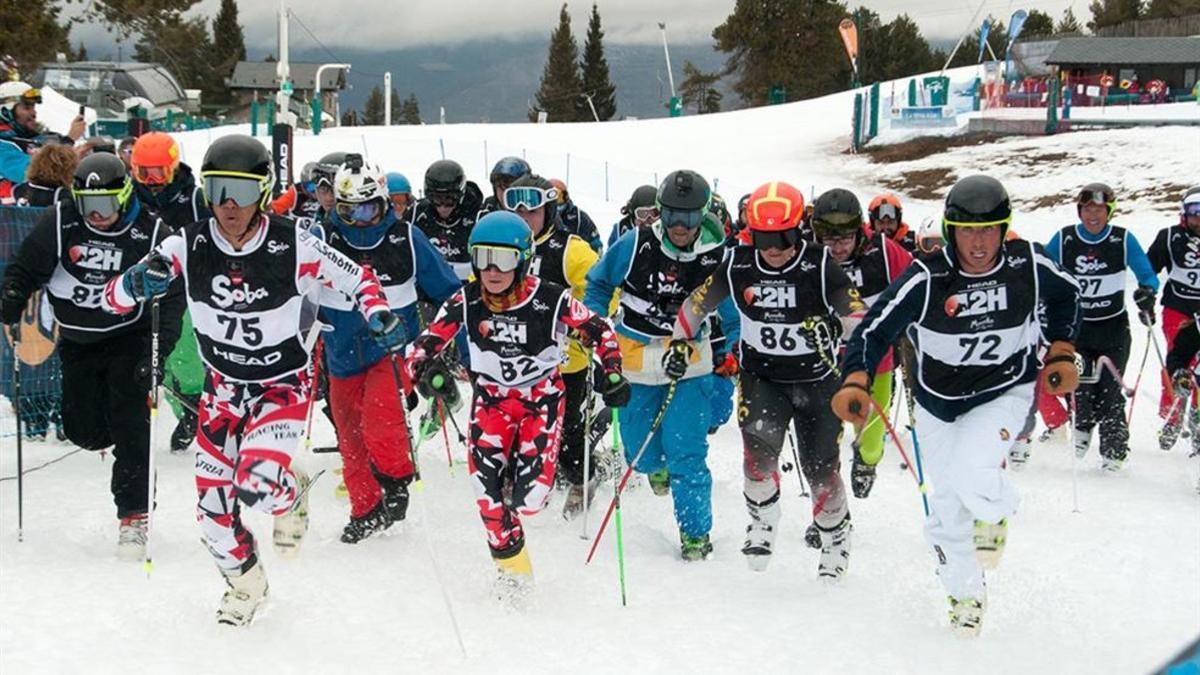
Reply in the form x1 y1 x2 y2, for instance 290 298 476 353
500 356 540 382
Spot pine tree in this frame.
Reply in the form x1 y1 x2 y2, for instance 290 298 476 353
1021 10 1056 39
878 14 940 80
0 0 72 75
1087 0 1142 31
210 0 246 104
363 85 385 125
948 18 1008 67
1057 7 1083 32
1145 0 1200 17
400 93 422 124
579 3 616 121
135 16 216 98
679 61 722 114
533 4 586 122
75 44 90 61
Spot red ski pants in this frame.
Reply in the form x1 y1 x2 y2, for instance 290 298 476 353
1160 307 1197 420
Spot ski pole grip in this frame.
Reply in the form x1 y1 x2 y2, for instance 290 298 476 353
431 373 445 390
609 373 621 384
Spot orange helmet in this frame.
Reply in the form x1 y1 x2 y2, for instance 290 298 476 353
130 132 180 187
868 192 902 224
549 178 568 204
746 181 805 232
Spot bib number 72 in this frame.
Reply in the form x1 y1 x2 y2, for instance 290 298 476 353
959 334 1002 362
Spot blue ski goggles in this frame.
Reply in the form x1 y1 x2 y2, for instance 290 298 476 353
335 199 385 225
503 186 557 212
470 245 523 273
660 205 705 230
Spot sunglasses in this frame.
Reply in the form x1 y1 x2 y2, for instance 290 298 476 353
470 245 522 272
633 206 659 224
752 228 801 252
335 200 384 225
203 175 265 208
134 164 173 186
503 186 556 212
430 192 460 208
819 232 857 247
660 205 705 230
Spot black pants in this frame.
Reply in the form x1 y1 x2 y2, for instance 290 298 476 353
59 335 151 518
557 366 596 486
738 371 847 529
1075 314 1132 461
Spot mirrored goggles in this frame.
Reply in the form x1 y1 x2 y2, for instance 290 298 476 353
470 245 522 273
1079 188 1114 206
503 186 554 212
430 191 460 208
875 203 898 220
18 88 42 106
633 206 659 224
335 199 384 225
74 192 123 220
917 235 945 254
752 228 801 252
134 164 173 186
315 178 334 193
660 206 705 230
1185 202 1200 218
203 174 265 208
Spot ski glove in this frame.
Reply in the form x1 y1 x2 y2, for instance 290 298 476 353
831 371 872 426
713 351 739 378
1040 341 1079 395
599 371 631 408
1 284 26 326
122 254 172 301
663 339 694 381
414 356 461 409
1172 369 1194 392
368 309 406 352
1133 285 1156 326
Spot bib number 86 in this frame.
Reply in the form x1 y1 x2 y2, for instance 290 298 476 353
760 325 799 351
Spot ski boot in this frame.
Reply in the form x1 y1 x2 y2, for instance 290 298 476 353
562 476 598 521
741 495 781 572
273 468 313 558
117 513 149 562
948 594 986 637
169 406 199 454
340 502 393 544
493 546 534 610
1100 455 1126 473
973 518 1007 570
850 447 876 498
817 516 851 580
377 473 412 523
1074 427 1092 459
805 522 822 549
1008 441 1030 468
680 532 713 562
217 560 269 627
648 469 671 496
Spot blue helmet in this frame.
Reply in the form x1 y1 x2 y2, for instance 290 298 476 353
469 211 532 259
490 156 530 184
386 172 412 195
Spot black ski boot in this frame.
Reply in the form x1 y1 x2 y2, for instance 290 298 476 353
340 503 393 544
170 401 200 453
851 446 876 498
375 473 412 523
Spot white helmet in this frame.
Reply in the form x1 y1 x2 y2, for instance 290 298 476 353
0 81 35 109
916 215 945 254
333 155 389 224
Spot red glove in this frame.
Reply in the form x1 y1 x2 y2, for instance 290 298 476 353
714 352 739 378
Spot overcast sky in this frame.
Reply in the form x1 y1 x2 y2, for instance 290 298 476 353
68 0 1084 54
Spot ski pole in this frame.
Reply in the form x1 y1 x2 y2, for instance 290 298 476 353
853 395 924 492
435 399 455 476
581 354 596 540
10 321 24 542
1068 392 1080 513
586 379 679 565
903 386 930 517
144 299 160 577
785 422 809 498
611 408 627 606
428 373 467 446
1126 327 1152 425
301 339 323 454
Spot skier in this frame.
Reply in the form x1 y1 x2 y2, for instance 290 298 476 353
102 134 397 626
310 151 348 222
1148 185 1200 445
0 152 184 560
321 156 460 542
129 132 212 454
404 211 627 601
1041 183 1157 470
549 178 603 252
672 181 862 575
413 159 484 283
835 175 1081 636
812 188 913 497
502 173 601 517
584 169 740 560
271 161 322 219
386 171 414 224
606 184 657 249
868 192 916 252
478 156 530 217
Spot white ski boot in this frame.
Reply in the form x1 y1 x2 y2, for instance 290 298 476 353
1101 456 1126 473
817 516 851 581
493 547 534 611
741 496 781 572
973 518 1007 570
216 561 269 627
117 514 148 562
1008 442 1030 469
1074 427 1092 459
948 594 987 637
273 468 312 558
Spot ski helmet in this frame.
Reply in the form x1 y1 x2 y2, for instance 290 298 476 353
199 134 274 210
811 188 864 246
72 152 133 220
868 192 903 226
505 173 560 231
333 155 389 226
425 159 466 198
0 81 38 112
941 175 1011 242
490 156 530 185
549 178 568 205
656 170 711 230
1077 182 1117 219
299 162 318 185
623 184 658 215
130 132 180 187
1181 186 1200 228
916 216 945 254
468 211 534 288
313 152 347 188
746 181 805 232
386 172 412 196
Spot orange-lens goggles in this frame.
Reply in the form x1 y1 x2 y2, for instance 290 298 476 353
391 193 411 209
19 88 42 105
134 165 173 185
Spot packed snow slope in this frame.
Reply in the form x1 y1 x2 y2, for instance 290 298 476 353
2 73 1199 674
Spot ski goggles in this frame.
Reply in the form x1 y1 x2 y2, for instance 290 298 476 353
660 205 705 230
390 193 411 210
942 215 1011 230
470 245 523 273
752 228 802 252
503 186 556 212
300 180 317 194
202 174 267 208
1078 187 1115 206
1185 202 1200 218
917 235 945 254
429 191 460 208
15 88 42 106
633 206 659 224
133 164 174 186
74 191 124 220
335 199 384 225
874 203 898 220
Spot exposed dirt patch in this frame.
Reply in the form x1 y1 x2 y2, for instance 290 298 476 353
1025 152 1071 164
858 133 1005 164
1022 192 1075 210
1127 183 1190 205
881 167 956 200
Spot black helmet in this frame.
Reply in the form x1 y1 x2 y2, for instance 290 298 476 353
657 170 711 212
425 159 465 197
313 151 347 187
1077 181 1116 219
622 184 657 216
506 173 560 229
200 134 274 210
942 175 1011 240
490 156 530 184
72 152 133 218
811 188 864 242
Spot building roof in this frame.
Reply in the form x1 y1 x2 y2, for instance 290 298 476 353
1046 37 1200 66
228 61 348 91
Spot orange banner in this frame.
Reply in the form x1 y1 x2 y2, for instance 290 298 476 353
838 18 859 72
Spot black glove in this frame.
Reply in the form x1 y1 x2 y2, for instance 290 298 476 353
415 356 461 409
598 371 631 408
1133 285 1156 325
662 340 693 381
1 285 27 327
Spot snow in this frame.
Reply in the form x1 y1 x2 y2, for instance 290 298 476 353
4 70 1200 674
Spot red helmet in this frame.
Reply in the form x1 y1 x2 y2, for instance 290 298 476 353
746 181 805 232
549 178 568 205
868 192 902 224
